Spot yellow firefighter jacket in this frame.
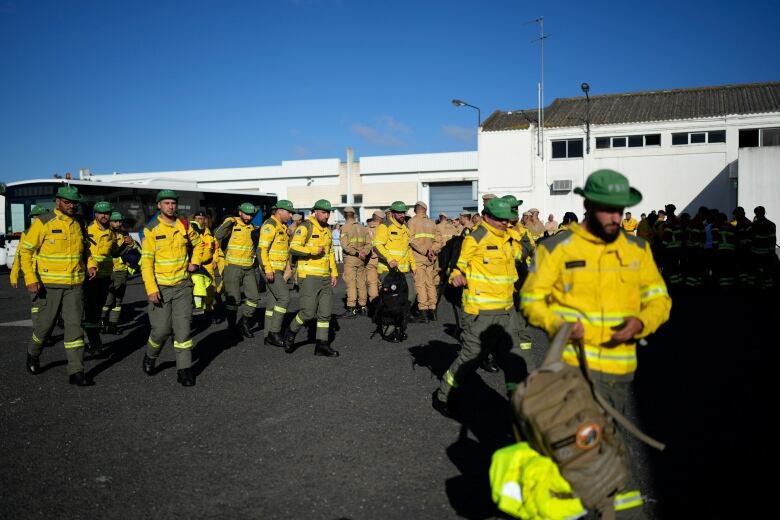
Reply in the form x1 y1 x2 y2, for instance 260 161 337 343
450 220 522 315
20 209 96 287
87 220 120 278
290 216 338 278
373 216 416 274
520 223 672 377
10 226 35 286
259 215 291 273
141 215 203 295
216 216 257 268
197 226 218 274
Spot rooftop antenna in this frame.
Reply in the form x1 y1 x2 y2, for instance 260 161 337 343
524 17 548 159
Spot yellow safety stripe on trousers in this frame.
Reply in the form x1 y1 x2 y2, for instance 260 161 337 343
31 307 39 314
465 273 516 284
112 307 121 312
148 338 161 348
245 300 259 308
32 333 44 345
614 491 644 511
225 304 238 311
173 339 193 349
463 293 514 306
519 342 532 350
443 370 459 388
64 339 85 349
273 306 287 313
102 306 111 311
413 233 435 239
265 310 274 317
295 314 305 325
640 285 668 302
316 321 329 328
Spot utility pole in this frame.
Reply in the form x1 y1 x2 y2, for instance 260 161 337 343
525 17 548 159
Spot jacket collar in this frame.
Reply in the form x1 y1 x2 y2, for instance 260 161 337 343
481 219 508 240
570 222 625 250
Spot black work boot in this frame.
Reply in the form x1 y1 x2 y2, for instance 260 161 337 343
240 318 254 338
69 371 94 386
177 368 196 387
314 340 339 357
26 354 40 375
358 305 368 316
264 331 285 348
142 354 156 376
427 309 437 322
283 329 298 353
432 390 456 419
341 307 358 319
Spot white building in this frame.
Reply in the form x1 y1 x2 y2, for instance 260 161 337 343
479 81 780 221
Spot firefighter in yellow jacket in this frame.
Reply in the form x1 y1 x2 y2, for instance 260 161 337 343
215 202 261 339
20 186 97 386
520 169 672 517
373 201 417 306
433 197 526 417
10 205 48 330
283 199 339 356
140 190 204 387
259 199 294 348
191 210 218 321
407 201 441 322
101 211 137 334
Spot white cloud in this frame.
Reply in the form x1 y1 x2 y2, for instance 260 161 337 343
294 145 309 157
442 125 475 142
350 122 406 148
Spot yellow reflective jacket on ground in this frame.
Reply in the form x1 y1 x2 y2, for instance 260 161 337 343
520 223 671 377
373 216 416 274
451 220 522 315
216 216 257 268
490 442 585 520
290 216 337 278
141 216 203 295
87 220 120 278
259 215 291 273
20 209 95 287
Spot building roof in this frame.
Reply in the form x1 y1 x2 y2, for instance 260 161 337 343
482 81 780 131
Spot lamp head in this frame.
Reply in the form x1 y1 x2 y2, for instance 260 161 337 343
581 83 590 94
452 99 466 107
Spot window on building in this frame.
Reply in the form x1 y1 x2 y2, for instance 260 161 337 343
595 134 661 149
551 140 567 158
762 128 780 146
354 194 363 204
690 132 706 144
645 134 661 146
672 130 726 145
628 135 644 147
708 130 726 143
739 129 759 148
612 137 627 148
672 132 688 145
340 194 347 204
596 137 610 149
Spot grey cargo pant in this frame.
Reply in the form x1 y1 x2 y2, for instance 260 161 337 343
28 284 85 375
146 281 194 370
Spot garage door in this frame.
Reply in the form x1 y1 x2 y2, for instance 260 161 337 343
429 182 477 219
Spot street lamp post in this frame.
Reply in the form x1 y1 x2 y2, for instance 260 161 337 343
452 99 481 128
581 83 591 154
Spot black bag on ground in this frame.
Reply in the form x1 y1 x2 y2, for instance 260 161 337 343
372 268 410 342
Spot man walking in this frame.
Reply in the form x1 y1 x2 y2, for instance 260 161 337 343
259 200 294 347
101 211 137 334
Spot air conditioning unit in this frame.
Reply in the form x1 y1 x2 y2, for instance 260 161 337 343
552 179 573 192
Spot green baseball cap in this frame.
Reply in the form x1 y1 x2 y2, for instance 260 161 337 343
29 205 48 216
56 185 83 202
237 202 258 215
312 199 333 212
573 169 642 208
274 199 295 212
389 201 408 213
501 195 523 209
156 189 179 202
93 201 113 214
110 211 124 221
484 198 518 220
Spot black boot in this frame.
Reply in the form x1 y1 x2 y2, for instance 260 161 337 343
264 331 285 348
427 309 437 322
283 329 298 353
341 307 358 319
315 340 339 357
26 354 40 375
86 331 102 354
142 354 156 376
240 318 254 338
480 354 499 373
69 371 94 386
432 390 456 419
177 368 196 387
358 305 368 316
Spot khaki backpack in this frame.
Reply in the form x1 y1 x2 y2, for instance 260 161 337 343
511 322 665 515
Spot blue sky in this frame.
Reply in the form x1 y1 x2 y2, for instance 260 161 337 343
1 0 778 182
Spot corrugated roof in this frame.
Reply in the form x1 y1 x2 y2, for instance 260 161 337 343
482 81 780 131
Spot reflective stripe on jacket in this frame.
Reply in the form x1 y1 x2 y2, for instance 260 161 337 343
218 216 257 267
520 224 671 377
290 216 337 278
373 216 416 274
452 220 521 315
407 214 441 257
259 215 291 272
87 220 119 277
141 216 203 295
20 209 94 287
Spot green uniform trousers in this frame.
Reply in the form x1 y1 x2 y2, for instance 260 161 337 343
264 270 290 334
223 264 260 320
379 271 417 306
102 270 128 324
29 292 40 331
83 276 110 344
146 281 194 370
289 275 332 342
342 256 367 307
437 310 527 403
28 284 85 375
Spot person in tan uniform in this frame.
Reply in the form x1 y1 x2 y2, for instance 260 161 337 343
365 210 384 312
436 212 457 244
407 201 442 322
340 206 372 317
458 211 473 236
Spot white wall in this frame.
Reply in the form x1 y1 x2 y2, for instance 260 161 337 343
738 146 780 234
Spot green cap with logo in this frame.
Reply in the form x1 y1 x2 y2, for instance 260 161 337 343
501 195 523 209
110 211 124 221
94 201 113 214
237 202 258 215
574 169 642 208
274 199 295 212
484 197 518 220
389 201 408 213
156 189 179 203
312 199 333 212
56 185 83 202
29 205 49 216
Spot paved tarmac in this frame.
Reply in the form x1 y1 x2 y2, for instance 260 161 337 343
0 269 774 519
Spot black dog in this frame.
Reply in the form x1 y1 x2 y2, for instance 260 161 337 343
371 269 411 342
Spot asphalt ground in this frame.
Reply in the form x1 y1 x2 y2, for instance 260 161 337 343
0 268 775 519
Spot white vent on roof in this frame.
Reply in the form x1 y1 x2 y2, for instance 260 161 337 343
552 179 573 192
